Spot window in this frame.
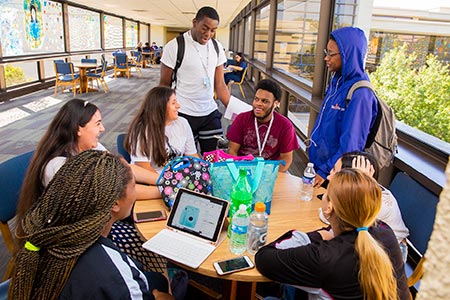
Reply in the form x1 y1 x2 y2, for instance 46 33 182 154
274 0 320 81
104 15 123 49
5 61 38 87
244 15 252 56
125 20 138 48
0 0 64 57
254 4 271 63
140 24 149 44
68 6 101 51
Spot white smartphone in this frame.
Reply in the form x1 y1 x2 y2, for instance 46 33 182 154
213 256 255 275
133 210 167 223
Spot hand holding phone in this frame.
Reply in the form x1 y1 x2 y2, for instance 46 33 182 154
213 256 254 275
134 210 167 223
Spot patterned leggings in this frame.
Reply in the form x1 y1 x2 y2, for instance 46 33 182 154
109 221 167 273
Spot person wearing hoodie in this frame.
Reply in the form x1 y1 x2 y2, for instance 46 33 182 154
308 27 378 187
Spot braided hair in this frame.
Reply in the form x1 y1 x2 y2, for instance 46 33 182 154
9 150 133 300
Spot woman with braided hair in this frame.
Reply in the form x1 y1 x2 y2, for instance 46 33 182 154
17 98 167 274
10 150 173 300
255 169 409 300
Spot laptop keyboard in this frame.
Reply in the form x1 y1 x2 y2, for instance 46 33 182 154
143 229 215 269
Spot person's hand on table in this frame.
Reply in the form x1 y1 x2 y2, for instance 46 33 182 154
314 174 325 188
152 289 175 300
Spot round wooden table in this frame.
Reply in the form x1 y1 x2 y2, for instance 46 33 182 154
135 172 324 299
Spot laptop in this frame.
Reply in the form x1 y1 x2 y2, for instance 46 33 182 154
142 188 229 269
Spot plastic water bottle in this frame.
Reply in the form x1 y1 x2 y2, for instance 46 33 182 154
228 168 252 237
230 204 249 255
247 202 268 255
300 162 316 201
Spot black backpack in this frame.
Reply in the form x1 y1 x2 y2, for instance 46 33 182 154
346 80 398 169
170 34 220 87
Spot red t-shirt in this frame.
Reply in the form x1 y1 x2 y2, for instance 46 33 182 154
227 111 299 160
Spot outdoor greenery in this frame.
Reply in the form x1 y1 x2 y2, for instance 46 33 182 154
369 45 450 143
5 64 29 87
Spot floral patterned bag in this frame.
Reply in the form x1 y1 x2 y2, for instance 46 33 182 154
156 156 212 208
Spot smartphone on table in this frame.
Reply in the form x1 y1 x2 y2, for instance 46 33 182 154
133 210 167 223
213 256 255 275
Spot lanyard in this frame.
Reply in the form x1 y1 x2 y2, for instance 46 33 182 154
254 116 274 157
188 31 209 78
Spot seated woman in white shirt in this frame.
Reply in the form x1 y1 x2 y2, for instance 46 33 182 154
320 151 409 261
125 86 198 174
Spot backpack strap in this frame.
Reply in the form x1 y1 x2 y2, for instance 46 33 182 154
346 80 381 148
170 35 220 87
171 34 185 87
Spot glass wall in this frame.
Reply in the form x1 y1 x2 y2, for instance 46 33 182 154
68 6 101 51
5 61 38 87
274 0 320 81
0 0 64 57
254 4 271 63
243 15 252 56
104 15 123 49
125 20 138 48
332 0 357 29
140 24 149 44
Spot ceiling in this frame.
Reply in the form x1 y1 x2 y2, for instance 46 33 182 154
73 0 252 29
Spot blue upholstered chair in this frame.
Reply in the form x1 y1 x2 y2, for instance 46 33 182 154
390 172 439 294
113 53 131 78
0 279 10 300
54 62 81 96
0 151 34 280
86 59 109 93
116 133 131 163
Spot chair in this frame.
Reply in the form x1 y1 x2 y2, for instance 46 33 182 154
86 59 109 93
228 67 247 98
0 279 10 300
389 172 439 296
113 53 131 78
54 62 81 96
130 51 143 76
116 133 131 163
0 151 34 280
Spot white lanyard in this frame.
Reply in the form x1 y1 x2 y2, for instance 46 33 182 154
188 31 209 78
254 116 274 157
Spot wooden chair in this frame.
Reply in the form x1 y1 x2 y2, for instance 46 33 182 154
389 172 439 298
86 59 109 93
228 67 247 99
0 151 34 280
113 53 131 78
130 51 143 76
54 62 81 96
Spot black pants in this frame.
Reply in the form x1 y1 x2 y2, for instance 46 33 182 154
179 110 223 154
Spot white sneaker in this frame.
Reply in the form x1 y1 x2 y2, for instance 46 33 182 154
318 208 330 225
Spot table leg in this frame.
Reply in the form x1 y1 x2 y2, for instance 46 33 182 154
79 68 87 93
230 281 238 300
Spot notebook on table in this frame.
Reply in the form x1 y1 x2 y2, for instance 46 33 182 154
142 188 229 269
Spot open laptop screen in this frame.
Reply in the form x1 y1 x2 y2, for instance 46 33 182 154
167 189 229 243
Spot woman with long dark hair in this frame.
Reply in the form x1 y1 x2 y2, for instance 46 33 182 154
125 86 198 173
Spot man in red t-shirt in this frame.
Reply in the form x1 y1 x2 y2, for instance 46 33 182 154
227 79 299 172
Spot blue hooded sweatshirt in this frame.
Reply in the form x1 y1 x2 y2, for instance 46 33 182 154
309 27 378 179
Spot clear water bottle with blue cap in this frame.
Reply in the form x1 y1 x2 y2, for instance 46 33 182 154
300 162 316 201
230 204 249 255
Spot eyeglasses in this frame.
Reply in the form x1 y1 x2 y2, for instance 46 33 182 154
323 49 340 58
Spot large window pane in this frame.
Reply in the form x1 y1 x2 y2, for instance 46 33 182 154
5 61 38 87
140 24 149 44
125 20 138 48
254 4 271 63
68 6 100 51
244 15 252 55
0 0 64 57
274 0 320 81
104 15 123 49
333 0 357 29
